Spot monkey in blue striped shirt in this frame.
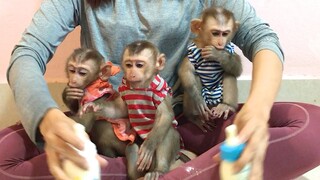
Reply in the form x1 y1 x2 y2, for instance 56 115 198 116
178 7 242 132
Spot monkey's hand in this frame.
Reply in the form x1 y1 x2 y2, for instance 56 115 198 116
137 138 157 172
80 102 101 116
64 86 85 101
201 46 223 62
201 46 242 77
186 93 216 132
211 103 236 120
62 87 85 114
189 91 213 121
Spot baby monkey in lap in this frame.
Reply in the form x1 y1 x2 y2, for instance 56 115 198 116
179 7 242 132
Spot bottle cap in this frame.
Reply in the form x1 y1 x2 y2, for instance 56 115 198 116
220 125 245 162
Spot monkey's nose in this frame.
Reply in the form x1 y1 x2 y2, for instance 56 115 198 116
68 82 78 88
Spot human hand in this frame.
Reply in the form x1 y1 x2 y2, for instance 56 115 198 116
39 108 107 179
233 102 270 180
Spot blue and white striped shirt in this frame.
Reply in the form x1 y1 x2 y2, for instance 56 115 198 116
187 42 235 105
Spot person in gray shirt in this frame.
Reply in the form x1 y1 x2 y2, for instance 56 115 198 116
4 0 320 179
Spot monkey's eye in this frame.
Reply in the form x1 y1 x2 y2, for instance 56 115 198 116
211 32 220 37
125 63 133 68
222 32 230 37
68 69 76 74
135 62 144 68
79 72 87 76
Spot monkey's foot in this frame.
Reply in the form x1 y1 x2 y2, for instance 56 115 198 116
189 117 216 132
144 171 164 180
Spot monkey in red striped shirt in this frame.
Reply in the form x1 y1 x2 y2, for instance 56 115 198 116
119 40 182 180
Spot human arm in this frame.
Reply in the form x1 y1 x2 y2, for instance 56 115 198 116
7 0 81 145
233 50 282 179
6 0 109 178
212 0 284 179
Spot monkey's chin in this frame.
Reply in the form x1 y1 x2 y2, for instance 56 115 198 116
129 81 148 89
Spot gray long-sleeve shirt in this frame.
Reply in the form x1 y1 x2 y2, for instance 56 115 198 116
7 0 284 145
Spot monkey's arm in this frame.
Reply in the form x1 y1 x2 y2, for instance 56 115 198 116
211 74 238 120
76 93 128 132
178 57 211 120
92 93 128 119
69 112 96 132
136 95 174 171
220 52 242 77
201 47 243 77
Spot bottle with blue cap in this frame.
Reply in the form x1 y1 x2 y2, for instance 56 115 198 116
219 124 251 180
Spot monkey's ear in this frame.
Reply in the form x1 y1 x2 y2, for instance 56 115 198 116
190 19 202 34
99 64 112 78
156 53 166 71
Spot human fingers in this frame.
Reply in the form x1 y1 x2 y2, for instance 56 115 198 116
249 134 268 180
40 109 89 169
233 114 269 179
45 144 71 180
96 155 109 168
238 125 268 180
40 109 84 149
45 126 90 170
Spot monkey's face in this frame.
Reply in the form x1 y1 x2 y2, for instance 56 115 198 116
122 49 156 88
199 17 234 49
67 59 99 89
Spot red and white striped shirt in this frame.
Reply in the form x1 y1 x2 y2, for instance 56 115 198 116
118 74 177 140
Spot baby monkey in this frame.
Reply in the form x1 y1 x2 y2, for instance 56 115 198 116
118 40 182 180
63 48 129 157
178 7 242 132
